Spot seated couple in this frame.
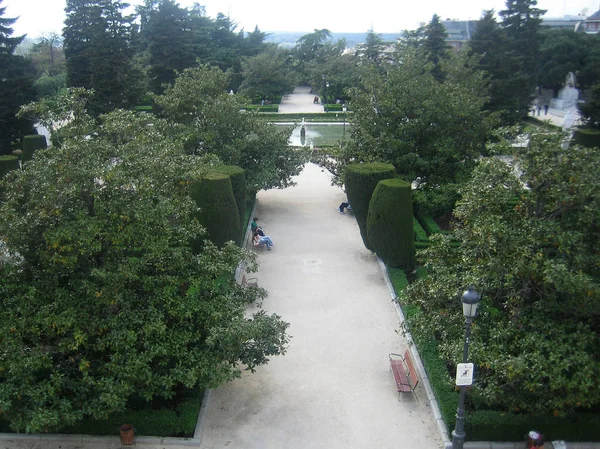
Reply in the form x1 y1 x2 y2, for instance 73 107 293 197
253 227 274 250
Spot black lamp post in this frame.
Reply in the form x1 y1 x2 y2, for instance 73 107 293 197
451 287 481 449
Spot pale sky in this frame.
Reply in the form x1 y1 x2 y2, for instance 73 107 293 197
3 0 599 38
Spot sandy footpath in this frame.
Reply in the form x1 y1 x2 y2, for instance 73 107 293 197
199 164 443 449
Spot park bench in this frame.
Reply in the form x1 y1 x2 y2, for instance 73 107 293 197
389 350 419 397
241 273 258 288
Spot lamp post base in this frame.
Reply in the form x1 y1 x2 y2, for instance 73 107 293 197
451 429 465 449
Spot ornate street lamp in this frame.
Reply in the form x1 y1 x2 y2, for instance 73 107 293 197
451 287 481 449
324 81 330 112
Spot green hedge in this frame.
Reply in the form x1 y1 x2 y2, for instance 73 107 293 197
242 105 279 113
387 267 409 294
419 215 442 235
212 165 246 233
22 134 47 162
345 162 396 251
367 178 415 270
259 113 351 122
414 217 428 242
0 389 203 437
573 128 600 148
190 173 241 249
0 155 19 178
324 104 350 112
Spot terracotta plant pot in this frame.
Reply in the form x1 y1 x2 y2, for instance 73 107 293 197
119 424 135 445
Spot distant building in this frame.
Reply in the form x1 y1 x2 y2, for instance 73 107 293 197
541 15 585 31
441 20 478 51
580 10 600 33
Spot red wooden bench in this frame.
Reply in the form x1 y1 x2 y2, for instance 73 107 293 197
389 350 419 396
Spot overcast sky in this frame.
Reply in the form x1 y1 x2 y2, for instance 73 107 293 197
3 0 599 38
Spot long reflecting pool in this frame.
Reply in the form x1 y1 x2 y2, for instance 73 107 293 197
275 122 351 147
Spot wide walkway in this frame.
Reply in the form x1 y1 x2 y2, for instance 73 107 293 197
199 164 443 449
278 86 324 113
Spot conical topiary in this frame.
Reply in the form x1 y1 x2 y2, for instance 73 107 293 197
22 135 47 162
367 178 415 270
345 162 396 250
190 173 241 250
0 155 20 178
212 165 246 230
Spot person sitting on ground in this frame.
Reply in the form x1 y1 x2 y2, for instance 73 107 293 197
253 228 274 250
338 202 351 214
251 217 259 233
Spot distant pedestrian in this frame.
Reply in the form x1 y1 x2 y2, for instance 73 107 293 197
314 96 319 104
544 104 549 115
537 105 541 116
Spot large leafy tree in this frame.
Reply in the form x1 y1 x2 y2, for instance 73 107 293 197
238 46 295 102
405 133 600 416
153 64 303 195
338 48 489 192
0 104 289 432
0 0 36 153
63 0 143 114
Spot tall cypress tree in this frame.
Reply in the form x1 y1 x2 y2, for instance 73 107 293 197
469 10 515 123
499 0 546 121
64 0 141 115
138 0 196 93
0 0 35 153
422 14 451 81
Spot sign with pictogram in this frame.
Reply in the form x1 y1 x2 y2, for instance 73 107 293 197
455 363 474 386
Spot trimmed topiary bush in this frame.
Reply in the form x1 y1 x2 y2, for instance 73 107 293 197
22 135 47 162
418 215 442 235
345 162 396 250
573 128 600 148
0 155 19 178
212 165 246 230
190 173 241 249
366 178 415 270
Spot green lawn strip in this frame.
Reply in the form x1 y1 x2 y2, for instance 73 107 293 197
418 215 442 235
413 217 428 242
257 112 351 122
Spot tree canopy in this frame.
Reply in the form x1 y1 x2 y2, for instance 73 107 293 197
404 133 600 415
153 64 303 196
0 0 36 153
0 105 289 432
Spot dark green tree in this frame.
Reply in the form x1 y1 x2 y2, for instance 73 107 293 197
468 10 514 123
538 29 588 94
238 47 295 102
422 14 451 81
578 83 600 128
404 133 600 416
356 28 385 65
578 34 600 89
137 0 196 93
0 0 36 153
63 0 143 114
498 0 546 121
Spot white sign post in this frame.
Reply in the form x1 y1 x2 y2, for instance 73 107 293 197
455 363 474 386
